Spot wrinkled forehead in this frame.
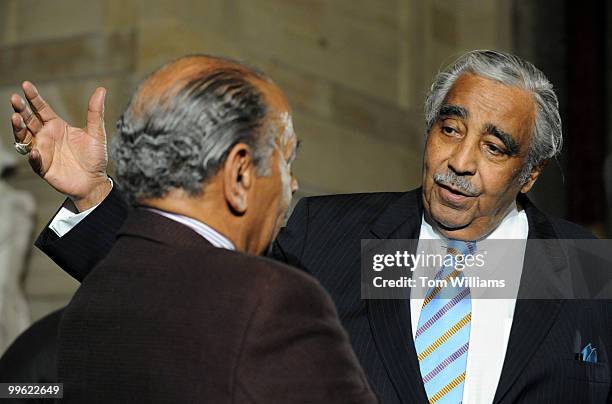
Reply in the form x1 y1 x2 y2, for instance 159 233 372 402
443 73 537 140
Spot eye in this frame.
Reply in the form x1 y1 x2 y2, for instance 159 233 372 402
441 126 458 136
484 143 504 156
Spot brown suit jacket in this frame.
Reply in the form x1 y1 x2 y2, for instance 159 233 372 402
58 209 377 403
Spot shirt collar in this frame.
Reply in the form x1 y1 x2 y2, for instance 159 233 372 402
146 208 235 250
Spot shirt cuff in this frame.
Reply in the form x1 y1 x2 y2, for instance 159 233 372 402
48 178 113 238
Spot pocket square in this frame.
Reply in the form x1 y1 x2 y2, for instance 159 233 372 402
579 343 598 363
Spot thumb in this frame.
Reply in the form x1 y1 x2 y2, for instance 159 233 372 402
86 87 106 138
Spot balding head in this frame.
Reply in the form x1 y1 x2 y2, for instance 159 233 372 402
111 54 290 204
131 55 272 119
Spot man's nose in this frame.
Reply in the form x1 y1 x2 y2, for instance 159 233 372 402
447 138 477 176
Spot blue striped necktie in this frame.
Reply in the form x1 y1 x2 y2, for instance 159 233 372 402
415 239 476 403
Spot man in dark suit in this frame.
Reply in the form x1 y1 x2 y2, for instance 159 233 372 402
268 52 612 403
8 50 612 402
3 55 377 403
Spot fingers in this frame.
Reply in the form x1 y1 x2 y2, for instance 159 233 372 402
10 92 42 135
11 112 30 144
28 148 44 177
11 110 41 175
22 81 58 122
86 87 106 138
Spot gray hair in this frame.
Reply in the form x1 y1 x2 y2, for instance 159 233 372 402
111 59 277 204
424 50 562 184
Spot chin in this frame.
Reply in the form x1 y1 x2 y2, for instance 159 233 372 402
430 206 471 231
436 219 470 232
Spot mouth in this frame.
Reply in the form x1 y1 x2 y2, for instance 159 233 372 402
435 182 476 204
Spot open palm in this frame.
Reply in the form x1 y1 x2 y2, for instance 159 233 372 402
10 82 111 211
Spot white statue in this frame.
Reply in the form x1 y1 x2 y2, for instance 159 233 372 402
0 141 35 354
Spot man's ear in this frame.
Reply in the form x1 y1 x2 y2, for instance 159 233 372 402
223 143 254 214
520 159 548 194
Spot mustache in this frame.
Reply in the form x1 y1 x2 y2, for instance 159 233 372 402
433 171 479 196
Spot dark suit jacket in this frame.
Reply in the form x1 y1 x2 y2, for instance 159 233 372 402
0 309 63 404
53 207 376 403
0 309 61 385
35 186 612 403
272 188 612 403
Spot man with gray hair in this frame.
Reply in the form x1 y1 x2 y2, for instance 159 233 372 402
9 50 612 402
5 55 377 403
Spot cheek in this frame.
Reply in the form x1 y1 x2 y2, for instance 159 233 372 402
475 169 523 214
479 162 523 195
425 135 450 169
423 136 448 186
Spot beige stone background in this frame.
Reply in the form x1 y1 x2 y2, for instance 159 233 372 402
0 0 513 345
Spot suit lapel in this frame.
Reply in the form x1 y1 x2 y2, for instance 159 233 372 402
367 188 429 403
493 195 565 403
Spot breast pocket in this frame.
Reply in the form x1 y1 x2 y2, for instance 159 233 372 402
564 358 610 383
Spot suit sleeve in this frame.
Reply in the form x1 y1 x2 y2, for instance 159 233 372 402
34 186 129 282
269 197 310 271
235 266 378 404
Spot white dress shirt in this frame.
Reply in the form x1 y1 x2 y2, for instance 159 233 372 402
411 203 528 404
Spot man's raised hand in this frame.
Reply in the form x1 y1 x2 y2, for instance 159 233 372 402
10 82 112 211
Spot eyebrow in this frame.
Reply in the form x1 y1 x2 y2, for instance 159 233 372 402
438 104 469 120
288 140 301 164
483 123 519 156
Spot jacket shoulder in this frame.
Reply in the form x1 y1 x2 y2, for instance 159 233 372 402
177 246 325 291
246 253 326 292
305 191 406 210
297 191 410 224
546 216 597 239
